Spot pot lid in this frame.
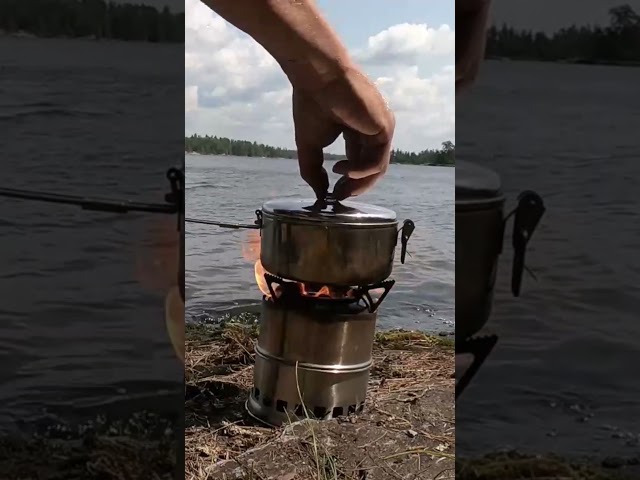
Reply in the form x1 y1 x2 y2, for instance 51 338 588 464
262 197 397 225
456 161 503 201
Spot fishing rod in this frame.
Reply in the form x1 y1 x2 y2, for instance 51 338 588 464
0 167 186 300
185 217 260 230
0 168 183 215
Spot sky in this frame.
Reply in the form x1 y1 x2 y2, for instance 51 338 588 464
159 0 636 30
185 0 455 153
491 0 640 33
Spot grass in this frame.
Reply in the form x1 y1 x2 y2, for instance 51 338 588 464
456 451 637 479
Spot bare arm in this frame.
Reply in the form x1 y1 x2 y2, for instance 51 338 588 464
456 0 492 91
201 0 354 90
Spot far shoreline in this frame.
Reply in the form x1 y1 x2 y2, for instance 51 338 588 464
486 55 640 68
184 151 454 167
0 30 182 45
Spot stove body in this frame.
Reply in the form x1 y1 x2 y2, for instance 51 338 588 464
246 275 394 426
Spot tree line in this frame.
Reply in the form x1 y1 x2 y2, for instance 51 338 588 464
0 0 183 43
185 135 455 166
486 4 640 64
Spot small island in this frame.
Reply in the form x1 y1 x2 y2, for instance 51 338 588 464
486 4 640 66
185 134 455 167
0 0 183 43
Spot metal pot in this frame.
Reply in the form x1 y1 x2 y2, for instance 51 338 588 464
255 195 415 286
456 161 545 340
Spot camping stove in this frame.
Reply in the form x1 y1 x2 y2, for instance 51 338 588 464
246 273 395 426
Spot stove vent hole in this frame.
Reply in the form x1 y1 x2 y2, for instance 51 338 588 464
313 406 328 418
294 404 304 416
253 388 260 400
332 406 344 417
348 404 357 415
276 400 288 412
357 402 365 413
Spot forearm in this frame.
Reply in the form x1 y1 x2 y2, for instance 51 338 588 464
456 0 491 90
201 0 353 90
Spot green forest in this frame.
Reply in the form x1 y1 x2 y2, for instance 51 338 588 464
0 0 183 43
486 4 640 64
185 135 455 166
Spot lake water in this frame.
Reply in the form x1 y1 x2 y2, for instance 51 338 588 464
0 38 184 432
185 155 455 333
457 61 640 458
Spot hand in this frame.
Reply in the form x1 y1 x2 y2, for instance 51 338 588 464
456 0 492 92
292 66 395 201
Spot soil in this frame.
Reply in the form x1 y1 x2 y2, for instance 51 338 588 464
185 317 456 480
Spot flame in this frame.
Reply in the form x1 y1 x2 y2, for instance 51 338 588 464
134 218 184 364
300 284 332 297
242 229 261 262
135 218 179 292
254 260 272 297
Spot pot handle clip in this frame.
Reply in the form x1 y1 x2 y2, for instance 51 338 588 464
511 191 545 297
400 219 415 264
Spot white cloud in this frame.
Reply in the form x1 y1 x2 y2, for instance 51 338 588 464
355 23 455 65
185 85 198 112
185 0 454 152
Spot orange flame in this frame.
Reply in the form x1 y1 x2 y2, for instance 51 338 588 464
133 217 184 363
241 229 261 262
135 218 179 292
254 260 273 297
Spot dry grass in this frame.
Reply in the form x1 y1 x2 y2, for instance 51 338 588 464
185 317 455 480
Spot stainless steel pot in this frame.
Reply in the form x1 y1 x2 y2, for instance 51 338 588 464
456 161 545 340
255 195 415 286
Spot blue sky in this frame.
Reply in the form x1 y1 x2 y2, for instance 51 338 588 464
185 0 455 152
318 0 455 44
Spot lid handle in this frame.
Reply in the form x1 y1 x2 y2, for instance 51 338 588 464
511 191 545 296
400 219 415 264
324 191 338 206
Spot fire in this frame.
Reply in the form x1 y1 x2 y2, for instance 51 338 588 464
134 217 184 363
241 229 261 262
135 218 179 292
254 260 273 297
303 284 331 297
254 259 354 301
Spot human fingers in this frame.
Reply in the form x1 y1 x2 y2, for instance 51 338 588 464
332 172 383 200
332 127 392 179
332 141 391 180
296 145 329 199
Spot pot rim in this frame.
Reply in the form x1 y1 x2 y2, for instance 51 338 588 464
455 195 506 212
261 211 399 227
261 197 398 226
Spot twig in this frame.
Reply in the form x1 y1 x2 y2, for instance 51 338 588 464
382 448 454 461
